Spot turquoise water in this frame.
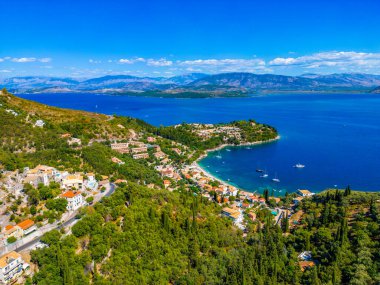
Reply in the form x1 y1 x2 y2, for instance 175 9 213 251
19 93 380 193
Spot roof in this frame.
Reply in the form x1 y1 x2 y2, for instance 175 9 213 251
0 251 21 268
5 225 13 231
65 175 83 181
163 180 171 184
299 189 312 195
299 261 316 271
17 219 34 230
61 191 81 198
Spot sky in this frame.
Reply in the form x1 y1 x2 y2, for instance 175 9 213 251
1 0 380 78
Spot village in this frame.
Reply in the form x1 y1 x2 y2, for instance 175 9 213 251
0 122 317 283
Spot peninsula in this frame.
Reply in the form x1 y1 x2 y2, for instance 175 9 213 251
0 89 379 284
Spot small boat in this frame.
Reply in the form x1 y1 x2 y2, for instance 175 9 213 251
293 163 305 168
216 155 222 159
256 169 264 173
260 173 268 178
272 173 280 182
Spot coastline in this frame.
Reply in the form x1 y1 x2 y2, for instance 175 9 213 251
193 135 280 191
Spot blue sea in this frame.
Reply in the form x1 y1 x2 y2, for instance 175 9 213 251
19 93 380 193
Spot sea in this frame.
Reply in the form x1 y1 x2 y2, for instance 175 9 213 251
18 93 380 194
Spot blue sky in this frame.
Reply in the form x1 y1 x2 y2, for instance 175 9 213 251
1 0 380 78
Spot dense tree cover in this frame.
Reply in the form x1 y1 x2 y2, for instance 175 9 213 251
30 184 380 284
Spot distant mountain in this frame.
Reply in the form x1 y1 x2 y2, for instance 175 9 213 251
370 86 380 93
299 73 380 88
2 72 380 96
189 73 318 91
166 73 208 85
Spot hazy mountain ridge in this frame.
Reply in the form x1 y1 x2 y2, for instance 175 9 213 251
1 72 380 95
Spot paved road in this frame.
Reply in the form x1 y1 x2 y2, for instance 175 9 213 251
5 183 116 254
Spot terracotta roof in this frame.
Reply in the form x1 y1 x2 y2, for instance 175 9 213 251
299 261 316 272
17 219 35 230
61 191 81 198
5 225 13 231
163 180 171 185
0 251 21 268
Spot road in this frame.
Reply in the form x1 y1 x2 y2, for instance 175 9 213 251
0 183 116 254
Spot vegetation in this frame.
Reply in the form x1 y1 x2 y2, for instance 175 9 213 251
30 184 380 284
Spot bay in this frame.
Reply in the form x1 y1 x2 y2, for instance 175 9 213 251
19 93 380 193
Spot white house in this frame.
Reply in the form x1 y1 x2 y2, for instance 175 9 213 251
62 175 83 190
0 251 29 284
60 191 83 211
34 120 45 127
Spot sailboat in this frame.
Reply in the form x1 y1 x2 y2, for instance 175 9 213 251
272 173 280 183
260 169 269 178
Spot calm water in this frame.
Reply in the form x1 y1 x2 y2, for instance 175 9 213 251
19 93 380 193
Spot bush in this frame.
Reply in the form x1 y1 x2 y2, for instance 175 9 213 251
7 236 17 244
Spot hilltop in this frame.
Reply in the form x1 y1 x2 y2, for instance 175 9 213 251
2 72 380 97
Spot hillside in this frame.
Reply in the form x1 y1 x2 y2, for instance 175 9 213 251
2 72 380 96
370 86 380 93
0 89 379 285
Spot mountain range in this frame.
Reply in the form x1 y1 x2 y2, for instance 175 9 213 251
1 72 380 97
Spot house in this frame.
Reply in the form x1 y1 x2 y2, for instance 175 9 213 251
172 148 182 155
222 207 241 221
85 173 98 191
299 261 316 272
163 180 171 189
132 153 149 159
111 142 129 154
67 137 82 146
154 151 166 159
298 251 312 261
131 147 148 154
17 219 36 236
60 191 83 211
147 137 156 143
298 189 314 197
62 175 83 190
0 251 30 284
293 196 304 205
2 225 23 242
34 119 45 127
111 157 125 165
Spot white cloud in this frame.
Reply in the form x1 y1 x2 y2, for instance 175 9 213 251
0 58 3 62
0 70 11 73
269 51 380 70
39 57 52 63
11 57 36 63
89 59 102 64
147 58 173 66
119 58 135 64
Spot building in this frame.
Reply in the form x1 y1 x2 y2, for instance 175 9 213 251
147 137 156 143
132 153 149 159
34 119 45 127
62 175 83 190
293 196 304 205
16 219 36 236
111 142 129 154
0 251 29 284
131 147 148 154
60 191 83 211
299 261 316 272
154 151 166 159
163 180 171 189
2 225 23 243
222 207 241 221
111 157 125 165
67 137 82 146
298 189 315 197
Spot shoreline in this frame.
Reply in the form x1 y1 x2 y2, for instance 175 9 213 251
193 136 280 192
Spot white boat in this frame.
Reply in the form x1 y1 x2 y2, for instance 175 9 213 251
293 163 305 168
260 173 268 178
272 173 280 182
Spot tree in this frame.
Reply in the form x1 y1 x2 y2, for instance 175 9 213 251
7 236 17 244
